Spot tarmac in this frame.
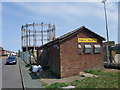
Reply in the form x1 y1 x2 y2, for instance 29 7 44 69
18 57 44 89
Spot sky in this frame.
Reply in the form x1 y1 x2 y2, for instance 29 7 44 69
1 0 119 52
118 2 120 44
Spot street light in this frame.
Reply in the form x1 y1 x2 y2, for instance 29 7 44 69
102 0 109 41
102 0 110 68
102 0 106 3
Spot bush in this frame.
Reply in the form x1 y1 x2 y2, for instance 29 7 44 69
2 54 8 56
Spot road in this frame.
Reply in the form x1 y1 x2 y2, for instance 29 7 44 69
2 57 23 89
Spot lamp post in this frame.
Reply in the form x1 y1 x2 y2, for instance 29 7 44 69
102 0 110 68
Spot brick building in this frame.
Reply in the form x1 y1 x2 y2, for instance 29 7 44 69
0 47 6 56
0 47 3 56
0 46 16 56
37 26 105 78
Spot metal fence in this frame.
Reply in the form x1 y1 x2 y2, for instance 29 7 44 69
20 51 31 64
19 50 37 65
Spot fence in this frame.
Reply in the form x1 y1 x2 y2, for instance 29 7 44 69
103 45 120 68
20 50 38 65
20 51 31 64
110 45 120 64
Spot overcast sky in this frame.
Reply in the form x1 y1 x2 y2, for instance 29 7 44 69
1 0 119 52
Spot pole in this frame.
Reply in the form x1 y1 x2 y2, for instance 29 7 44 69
33 22 36 50
102 0 110 68
29 29 31 47
103 2 109 41
41 22 43 45
21 26 23 51
26 23 28 51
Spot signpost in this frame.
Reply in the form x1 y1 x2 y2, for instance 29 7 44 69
78 38 97 43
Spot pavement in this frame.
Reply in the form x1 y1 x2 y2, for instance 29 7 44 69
18 57 44 89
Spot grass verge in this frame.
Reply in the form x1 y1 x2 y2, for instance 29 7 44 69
46 69 119 88
40 80 48 86
46 82 68 88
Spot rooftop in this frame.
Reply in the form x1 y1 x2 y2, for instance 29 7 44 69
39 26 106 49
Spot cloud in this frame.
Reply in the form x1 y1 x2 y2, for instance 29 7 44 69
1 0 120 2
0 2 2 46
3 2 117 23
15 2 118 43
2 1 119 50
14 2 118 23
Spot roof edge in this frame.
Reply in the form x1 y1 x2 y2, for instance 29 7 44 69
38 26 106 49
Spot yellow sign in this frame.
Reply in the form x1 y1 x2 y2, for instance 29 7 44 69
78 38 97 42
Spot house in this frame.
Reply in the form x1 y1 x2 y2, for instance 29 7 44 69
0 46 16 56
37 26 105 78
0 46 3 56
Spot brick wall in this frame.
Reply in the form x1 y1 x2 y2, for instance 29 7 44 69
48 45 61 78
38 45 61 78
37 48 49 67
60 30 104 78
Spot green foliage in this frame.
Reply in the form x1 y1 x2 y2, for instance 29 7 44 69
70 80 81 86
46 82 68 88
2 54 8 56
84 69 101 75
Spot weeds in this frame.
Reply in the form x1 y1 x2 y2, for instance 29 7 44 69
40 80 48 86
84 69 101 75
46 82 68 88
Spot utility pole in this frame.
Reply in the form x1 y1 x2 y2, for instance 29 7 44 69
102 0 110 68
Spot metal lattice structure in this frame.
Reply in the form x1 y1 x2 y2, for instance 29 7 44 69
21 22 56 51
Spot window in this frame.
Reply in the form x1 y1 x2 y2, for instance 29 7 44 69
84 44 92 54
94 44 101 53
78 44 82 54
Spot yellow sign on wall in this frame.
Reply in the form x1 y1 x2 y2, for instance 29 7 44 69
78 38 97 43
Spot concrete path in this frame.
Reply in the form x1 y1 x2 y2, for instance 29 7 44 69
18 57 44 88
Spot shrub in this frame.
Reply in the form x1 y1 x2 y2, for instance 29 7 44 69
2 54 8 56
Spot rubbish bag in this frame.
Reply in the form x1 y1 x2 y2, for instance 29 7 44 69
38 65 43 72
32 65 38 72
32 65 43 72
